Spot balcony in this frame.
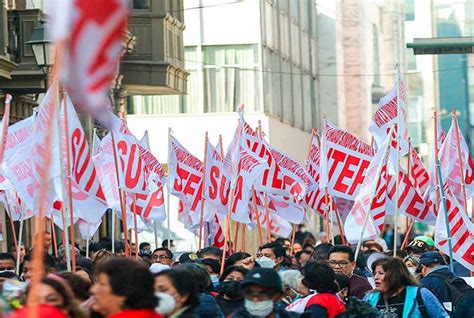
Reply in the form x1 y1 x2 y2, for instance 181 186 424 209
122 0 189 95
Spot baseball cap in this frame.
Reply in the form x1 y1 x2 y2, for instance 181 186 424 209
419 251 446 265
406 236 434 254
241 268 283 292
178 252 198 264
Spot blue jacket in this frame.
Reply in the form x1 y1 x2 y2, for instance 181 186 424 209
364 286 449 318
195 293 224 318
419 266 454 303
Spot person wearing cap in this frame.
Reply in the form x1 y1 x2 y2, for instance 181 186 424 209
405 236 435 256
418 251 458 308
230 268 298 318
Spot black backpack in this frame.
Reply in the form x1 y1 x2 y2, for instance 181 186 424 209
429 272 474 308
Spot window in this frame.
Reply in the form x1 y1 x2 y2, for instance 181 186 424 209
203 45 261 113
132 0 150 9
405 0 415 21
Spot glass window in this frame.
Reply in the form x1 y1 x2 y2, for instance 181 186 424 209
302 74 313 131
281 59 293 125
132 0 150 9
203 45 261 113
405 0 415 21
292 70 303 129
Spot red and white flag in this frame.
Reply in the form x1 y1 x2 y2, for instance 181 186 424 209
369 75 409 171
438 116 474 208
320 120 374 201
205 141 231 216
408 145 430 196
249 193 293 238
61 96 107 224
51 0 128 129
168 134 205 226
344 132 392 244
435 186 474 271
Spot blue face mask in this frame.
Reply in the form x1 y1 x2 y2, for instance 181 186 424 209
210 274 220 288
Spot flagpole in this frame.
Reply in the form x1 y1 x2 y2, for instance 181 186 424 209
132 193 139 259
354 125 395 262
241 223 246 252
0 94 11 164
321 117 331 242
451 111 469 214
233 222 240 251
332 198 348 245
393 64 401 257
406 139 411 233
110 132 129 257
434 112 441 212
15 210 23 276
5 205 17 253
85 222 90 259
263 194 272 243
435 161 455 273
251 187 264 246
50 215 58 257
167 128 172 250
198 132 209 251
290 224 297 255
62 94 77 271
323 188 332 243
111 210 116 253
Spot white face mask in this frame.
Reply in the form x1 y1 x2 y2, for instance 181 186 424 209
244 299 274 317
155 292 176 315
256 256 276 269
408 267 417 276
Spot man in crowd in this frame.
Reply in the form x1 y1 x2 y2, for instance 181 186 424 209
0 253 16 272
231 268 298 317
257 242 286 271
327 245 372 299
139 242 151 253
152 247 174 266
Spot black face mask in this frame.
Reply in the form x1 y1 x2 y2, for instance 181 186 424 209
220 280 243 299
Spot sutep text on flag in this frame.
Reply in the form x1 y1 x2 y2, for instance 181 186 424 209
320 120 374 201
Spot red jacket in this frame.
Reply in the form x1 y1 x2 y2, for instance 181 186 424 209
109 309 163 318
304 293 346 318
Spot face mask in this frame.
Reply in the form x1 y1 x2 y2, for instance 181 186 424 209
256 256 276 269
408 267 417 276
221 280 243 299
210 274 220 288
155 292 176 315
244 299 274 317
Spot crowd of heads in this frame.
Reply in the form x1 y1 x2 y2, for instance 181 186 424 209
0 227 468 318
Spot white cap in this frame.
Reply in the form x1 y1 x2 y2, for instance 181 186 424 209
149 263 170 274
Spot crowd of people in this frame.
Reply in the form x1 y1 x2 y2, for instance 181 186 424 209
0 227 471 318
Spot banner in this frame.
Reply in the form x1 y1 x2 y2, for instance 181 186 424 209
344 133 391 244
249 193 293 238
205 141 231 216
368 76 409 165
408 145 430 196
321 120 374 201
435 186 474 271
53 0 128 128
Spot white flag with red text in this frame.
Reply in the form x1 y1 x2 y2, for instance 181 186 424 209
344 133 392 244
320 120 374 201
408 145 430 196
205 141 231 216
435 186 474 271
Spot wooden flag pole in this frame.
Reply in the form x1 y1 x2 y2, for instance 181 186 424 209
62 94 77 271
198 132 209 251
5 206 17 253
50 215 58 257
290 224 297 255
251 187 264 246
406 139 412 233
323 188 331 243
452 111 469 215
320 117 331 242
393 64 401 256
263 194 272 243
331 198 348 245
220 189 235 275
111 132 129 257
15 210 23 276
85 222 90 259
233 222 240 252
401 220 415 249
241 223 246 252
132 193 139 259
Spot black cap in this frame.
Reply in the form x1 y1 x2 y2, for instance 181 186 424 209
179 252 198 264
419 251 445 265
241 268 283 292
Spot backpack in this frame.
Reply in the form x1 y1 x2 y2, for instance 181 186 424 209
429 272 474 308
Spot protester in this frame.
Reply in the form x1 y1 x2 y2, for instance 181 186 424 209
403 254 420 279
294 224 315 246
58 271 92 303
91 250 113 267
174 263 223 317
274 238 291 253
334 273 381 317
295 250 311 268
257 242 286 270
405 236 435 256
22 252 56 281
0 253 16 273
139 242 151 252
292 243 302 254
215 265 248 316
365 257 449 317
230 268 297 317
300 262 346 317
311 243 332 262
417 251 473 312
155 269 200 317
91 258 160 318
162 239 175 251
11 243 25 265
225 252 255 270
31 274 87 318
197 247 223 261
327 245 372 299
151 248 174 266
32 231 53 253
279 270 303 306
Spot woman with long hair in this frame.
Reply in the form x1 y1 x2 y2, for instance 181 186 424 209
301 262 346 318
365 257 448 318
